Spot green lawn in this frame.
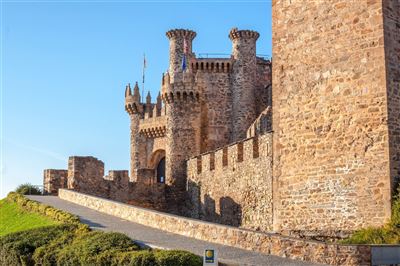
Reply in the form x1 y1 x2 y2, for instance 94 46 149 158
0 198 59 236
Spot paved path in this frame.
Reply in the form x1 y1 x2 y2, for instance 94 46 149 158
28 196 323 266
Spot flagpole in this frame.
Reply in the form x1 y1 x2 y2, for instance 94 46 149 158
142 53 145 103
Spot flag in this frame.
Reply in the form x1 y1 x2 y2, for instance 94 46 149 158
182 54 187 72
143 54 146 84
182 39 188 72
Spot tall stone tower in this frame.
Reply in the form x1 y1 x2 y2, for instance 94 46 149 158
229 28 259 141
125 82 145 182
163 29 201 209
272 0 400 236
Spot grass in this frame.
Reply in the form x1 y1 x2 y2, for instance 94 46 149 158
0 198 59 237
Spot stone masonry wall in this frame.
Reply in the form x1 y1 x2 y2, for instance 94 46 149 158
272 0 393 237
59 189 372 266
196 65 233 152
383 0 400 190
43 169 68 195
187 133 273 231
45 156 165 207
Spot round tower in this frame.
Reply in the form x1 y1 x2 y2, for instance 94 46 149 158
166 29 196 80
164 29 201 212
229 28 260 141
125 82 143 182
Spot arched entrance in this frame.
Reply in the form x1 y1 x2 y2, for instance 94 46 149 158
149 149 166 184
156 157 165 183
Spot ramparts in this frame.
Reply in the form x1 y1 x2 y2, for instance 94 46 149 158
187 133 273 231
45 156 165 208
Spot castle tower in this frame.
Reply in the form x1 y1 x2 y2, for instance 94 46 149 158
272 0 399 236
164 29 201 210
125 82 144 182
229 28 260 141
166 29 196 81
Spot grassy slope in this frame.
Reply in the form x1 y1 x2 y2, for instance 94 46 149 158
0 198 59 236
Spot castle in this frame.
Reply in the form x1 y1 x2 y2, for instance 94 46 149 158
43 0 400 240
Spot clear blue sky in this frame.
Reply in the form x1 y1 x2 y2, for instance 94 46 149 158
1 0 272 198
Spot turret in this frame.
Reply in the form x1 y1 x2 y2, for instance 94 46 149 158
164 29 202 212
125 82 143 115
145 91 153 118
229 28 260 141
166 29 196 81
156 92 162 116
125 81 144 182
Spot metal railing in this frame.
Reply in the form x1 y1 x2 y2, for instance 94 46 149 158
197 53 271 60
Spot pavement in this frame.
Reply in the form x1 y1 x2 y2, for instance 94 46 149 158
28 195 324 266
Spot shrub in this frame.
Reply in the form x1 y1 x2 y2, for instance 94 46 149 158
15 183 42 195
54 231 140 265
154 250 202 266
112 250 157 266
341 184 400 244
94 249 202 266
0 224 79 266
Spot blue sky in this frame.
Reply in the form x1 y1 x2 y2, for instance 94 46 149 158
1 0 272 197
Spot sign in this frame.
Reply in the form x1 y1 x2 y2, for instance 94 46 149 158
204 249 217 266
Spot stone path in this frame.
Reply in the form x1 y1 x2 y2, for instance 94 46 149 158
28 196 324 266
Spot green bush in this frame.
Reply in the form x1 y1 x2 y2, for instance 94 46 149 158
0 224 79 266
154 250 202 266
341 184 400 244
55 231 140 265
15 183 42 195
112 250 157 266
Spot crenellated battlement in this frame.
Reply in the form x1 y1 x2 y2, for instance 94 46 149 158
188 133 272 175
229 28 260 41
139 115 167 138
166 29 196 40
161 72 200 103
191 58 233 73
125 82 164 119
187 133 273 230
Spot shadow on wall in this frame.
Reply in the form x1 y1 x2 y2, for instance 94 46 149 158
202 194 243 227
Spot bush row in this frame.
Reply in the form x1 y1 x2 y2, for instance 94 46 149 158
6 192 82 225
0 226 202 266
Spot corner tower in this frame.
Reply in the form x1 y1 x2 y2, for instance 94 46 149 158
272 0 399 237
229 28 260 141
163 29 201 211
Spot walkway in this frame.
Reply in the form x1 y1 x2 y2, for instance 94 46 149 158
28 196 323 266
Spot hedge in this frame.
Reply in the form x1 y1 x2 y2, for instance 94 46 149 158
1 193 202 266
6 192 82 226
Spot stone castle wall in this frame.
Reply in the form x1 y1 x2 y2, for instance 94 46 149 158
43 169 68 195
272 0 394 237
45 156 165 207
187 133 273 231
194 60 233 151
383 0 400 190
